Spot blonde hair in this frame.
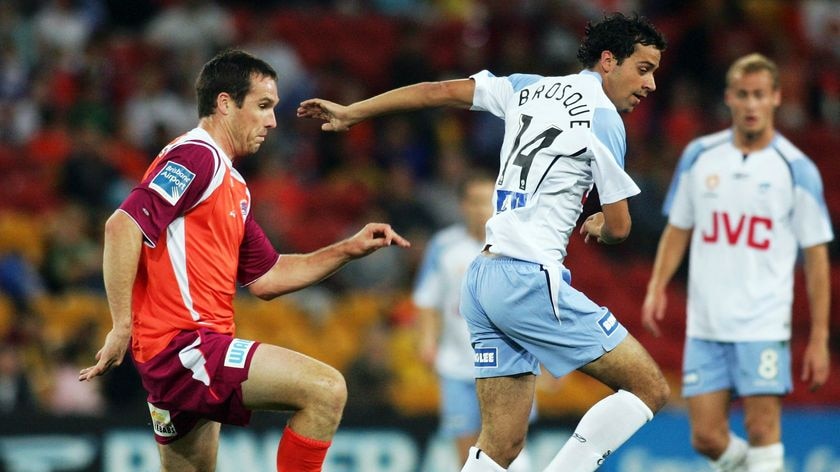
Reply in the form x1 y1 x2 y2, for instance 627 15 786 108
726 53 780 89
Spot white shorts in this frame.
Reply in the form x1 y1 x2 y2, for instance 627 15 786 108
682 338 792 397
460 254 627 379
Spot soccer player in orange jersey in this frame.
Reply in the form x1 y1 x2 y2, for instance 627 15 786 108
79 49 409 472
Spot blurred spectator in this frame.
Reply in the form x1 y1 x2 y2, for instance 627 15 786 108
0 343 38 414
40 202 103 294
58 123 128 217
121 64 194 152
46 319 105 416
143 0 234 59
343 320 396 420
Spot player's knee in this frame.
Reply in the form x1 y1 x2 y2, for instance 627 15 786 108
313 368 347 420
649 375 670 412
691 428 728 459
744 415 778 444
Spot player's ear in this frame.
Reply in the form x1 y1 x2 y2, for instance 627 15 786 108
598 51 616 73
217 93 232 115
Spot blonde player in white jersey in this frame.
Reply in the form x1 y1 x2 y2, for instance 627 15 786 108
413 172 534 471
299 13 670 472
643 53 833 472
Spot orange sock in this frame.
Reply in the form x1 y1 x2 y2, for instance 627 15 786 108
276 426 332 472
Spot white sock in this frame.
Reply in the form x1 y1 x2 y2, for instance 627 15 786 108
746 443 784 472
710 432 748 472
543 390 653 472
460 446 506 472
507 447 531 472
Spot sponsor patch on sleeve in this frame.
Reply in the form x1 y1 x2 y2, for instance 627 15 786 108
474 347 498 368
224 338 256 369
148 161 196 205
148 403 177 437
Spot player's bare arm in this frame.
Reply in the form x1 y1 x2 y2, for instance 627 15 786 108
642 224 691 337
801 243 831 390
79 211 143 381
249 223 410 299
580 199 631 244
298 79 476 132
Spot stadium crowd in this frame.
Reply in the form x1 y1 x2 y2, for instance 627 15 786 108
0 0 838 420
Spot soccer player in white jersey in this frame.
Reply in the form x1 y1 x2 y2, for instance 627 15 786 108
642 53 833 472
413 172 534 471
299 13 670 472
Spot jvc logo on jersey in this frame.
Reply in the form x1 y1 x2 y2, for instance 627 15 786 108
149 161 195 205
598 311 618 336
701 211 772 250
474 347 498 368
496 190 528 212
224 339 255 368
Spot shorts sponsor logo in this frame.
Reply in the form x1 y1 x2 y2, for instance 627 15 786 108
474 347 498 368
683 370 699 386
597 311 618 336
224 338 255 368
148 403 177 437
149 161 195 205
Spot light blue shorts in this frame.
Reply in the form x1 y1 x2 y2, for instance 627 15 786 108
460 254 628 379
439 375 538 438
682 338 792 397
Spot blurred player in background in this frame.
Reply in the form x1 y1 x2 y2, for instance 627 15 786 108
642 53 833 472
413 171 534 471
79 49 409 472
299 12 670 472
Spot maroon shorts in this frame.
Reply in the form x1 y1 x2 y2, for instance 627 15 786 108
133 328 260 444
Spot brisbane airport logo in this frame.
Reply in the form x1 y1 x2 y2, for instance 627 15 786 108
150 161 196 205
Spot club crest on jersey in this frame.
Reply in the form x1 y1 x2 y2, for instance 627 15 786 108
148 403 177 437
149 161 195 205
224 338 255 368
597 311 618 336
474 347 498 368
705 174 719 191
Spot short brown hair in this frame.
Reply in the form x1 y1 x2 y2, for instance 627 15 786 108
726 53 779 89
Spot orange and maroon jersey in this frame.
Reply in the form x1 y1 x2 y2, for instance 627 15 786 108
119 127 279 362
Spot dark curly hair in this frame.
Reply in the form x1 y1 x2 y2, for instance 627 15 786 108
195 49 277 118
577 12 667 69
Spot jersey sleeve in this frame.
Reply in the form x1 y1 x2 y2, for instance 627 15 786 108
118 145 216 247
237 212 280 286
470 70 541 119
790 158 834 247
411 233 445 309
588 131 640 205
664 140 704 229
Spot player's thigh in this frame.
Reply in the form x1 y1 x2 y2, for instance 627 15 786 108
475 374 535 441
687 390 731 437
578 333 669 410
241 343 345 411
158 419 221 472
741 395 782 445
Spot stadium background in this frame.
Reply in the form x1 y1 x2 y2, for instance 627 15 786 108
0 0 838 470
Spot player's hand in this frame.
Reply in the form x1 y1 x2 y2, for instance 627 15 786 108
580 212 605 244
297 99 358 132
344 223 411 258
79 328 130 381
641 289 667 337
801 339 830 391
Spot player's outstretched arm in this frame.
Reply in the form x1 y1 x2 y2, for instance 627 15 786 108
641 224 691 337
249 223 410 300
297 79 475 132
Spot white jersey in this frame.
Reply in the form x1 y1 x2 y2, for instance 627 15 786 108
412 225 483 380
664 130 833 342
471 69 640 267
